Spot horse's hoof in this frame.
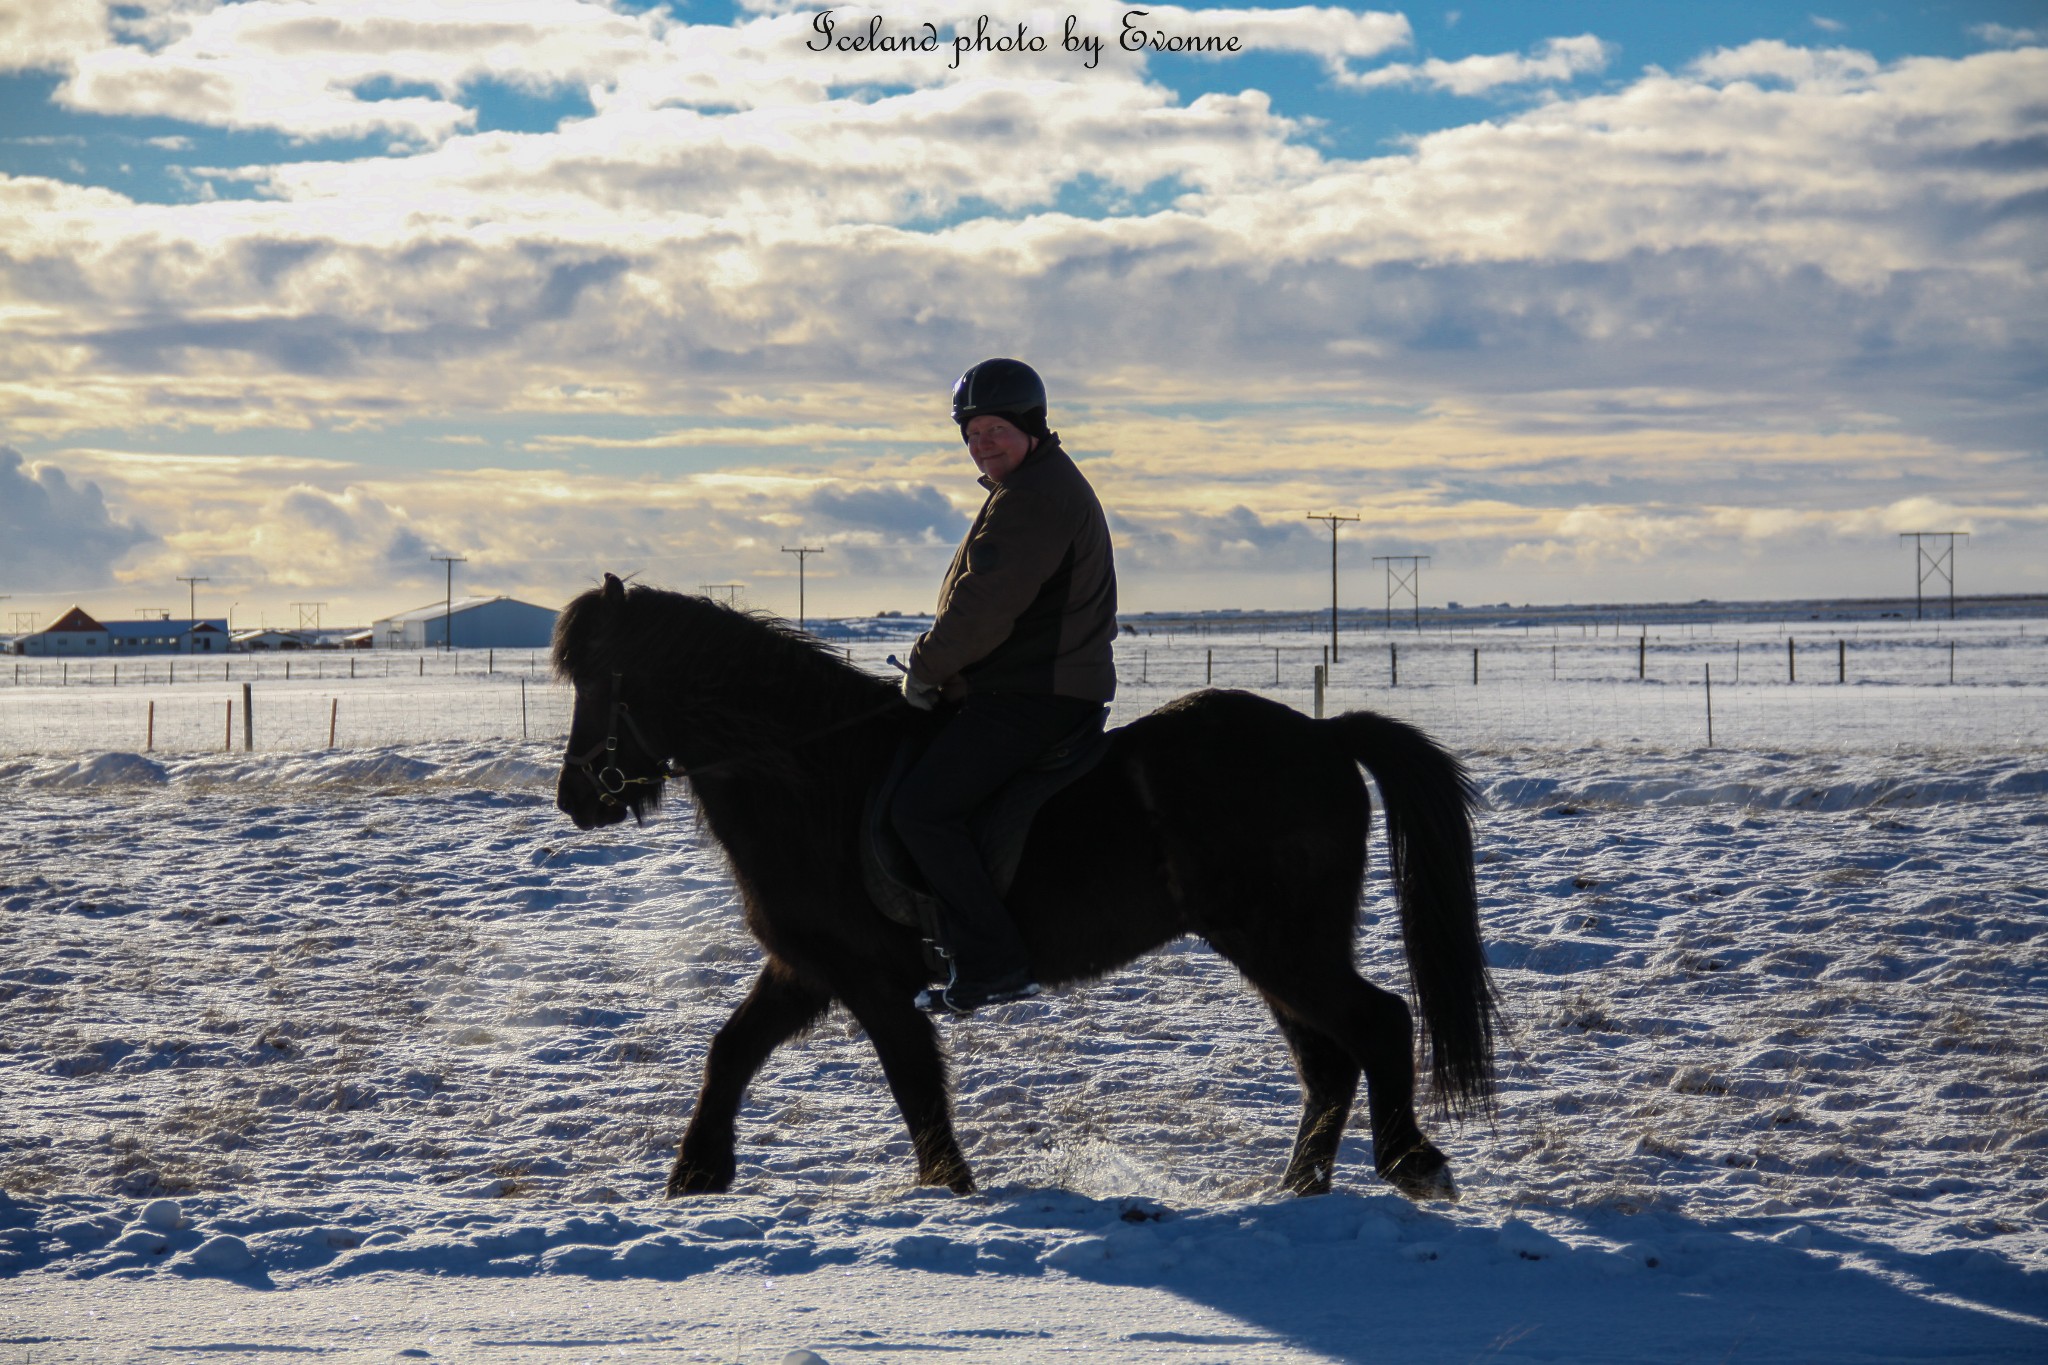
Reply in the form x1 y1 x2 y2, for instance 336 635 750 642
919 1162 977 1195
1281 1161 1334 1197
666 1162 733 1198
1382 1146 1459 1203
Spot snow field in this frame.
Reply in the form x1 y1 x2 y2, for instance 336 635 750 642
2 627 2045 1360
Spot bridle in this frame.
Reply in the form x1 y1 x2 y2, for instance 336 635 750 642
565 669 904 809
566 671 678 807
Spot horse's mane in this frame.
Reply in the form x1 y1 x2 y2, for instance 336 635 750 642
552 581 900 782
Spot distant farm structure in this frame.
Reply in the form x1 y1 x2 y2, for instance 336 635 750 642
10 607 229 657
369 596 559 650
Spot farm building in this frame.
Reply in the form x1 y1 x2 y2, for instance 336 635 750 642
13 608 228 656
231 628 316 650
370 596 558 650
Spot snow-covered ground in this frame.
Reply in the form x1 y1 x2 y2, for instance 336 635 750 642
3 621 2046 1361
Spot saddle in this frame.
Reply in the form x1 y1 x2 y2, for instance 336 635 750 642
861 712 1113 973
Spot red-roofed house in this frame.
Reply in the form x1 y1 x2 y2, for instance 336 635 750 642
16 607 109 656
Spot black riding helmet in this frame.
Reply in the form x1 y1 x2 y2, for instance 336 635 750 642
951 358 1049 442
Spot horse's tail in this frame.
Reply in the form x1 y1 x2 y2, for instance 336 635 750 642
1328 709 1497 1118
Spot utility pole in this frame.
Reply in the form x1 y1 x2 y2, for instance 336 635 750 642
1372 555 1430 631
431 555 466 650
781 546 824 632
1899 532 1966 620
1305 513 1359 663
176 575 210 623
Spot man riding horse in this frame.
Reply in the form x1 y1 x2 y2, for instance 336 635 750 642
892 358 1119 1015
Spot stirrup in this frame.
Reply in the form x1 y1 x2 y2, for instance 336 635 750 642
915 970 1040 1016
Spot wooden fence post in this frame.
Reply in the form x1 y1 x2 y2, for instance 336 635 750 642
241 682 253 752
224 699 233 752
1472 647 1479 685
1838 638 1845 683
1390 643 1398 687
329 697 338 749
146 700 155 752
1705 664 1714 747
1313 664 1325 718
1788 637 1796 683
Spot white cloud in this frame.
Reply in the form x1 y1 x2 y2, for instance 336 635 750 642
57 0 665 142
1970 23 2043 47
0 0 109 75
1336 33 1610 94
1687 39 1879 87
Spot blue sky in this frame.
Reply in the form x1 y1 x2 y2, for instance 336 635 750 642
1 1 2043 626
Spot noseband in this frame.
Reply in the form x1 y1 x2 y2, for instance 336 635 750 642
566 671 678 808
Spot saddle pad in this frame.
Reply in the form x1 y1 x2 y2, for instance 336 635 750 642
862 721 1113 932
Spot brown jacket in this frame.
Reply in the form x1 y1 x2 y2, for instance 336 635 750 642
908 435 1118 702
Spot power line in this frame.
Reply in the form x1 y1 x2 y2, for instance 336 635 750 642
1306 513 1359 663
431 555 467 650
780 546 824 632
175 575 210 623
1899 532 1966 621
1372 555 1430 631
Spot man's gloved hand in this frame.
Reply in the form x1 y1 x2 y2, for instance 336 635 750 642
901 671 940 710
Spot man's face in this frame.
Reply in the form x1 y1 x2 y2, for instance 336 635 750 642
963 415 1034 484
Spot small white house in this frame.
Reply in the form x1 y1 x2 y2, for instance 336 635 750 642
370 596 559 650
16 606 109 656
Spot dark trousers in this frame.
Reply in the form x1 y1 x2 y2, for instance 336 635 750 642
889 692 1105 981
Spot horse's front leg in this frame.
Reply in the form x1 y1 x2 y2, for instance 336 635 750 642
838 982 975 1193
669 961 830 1197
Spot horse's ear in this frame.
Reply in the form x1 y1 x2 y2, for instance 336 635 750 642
602 573 625 607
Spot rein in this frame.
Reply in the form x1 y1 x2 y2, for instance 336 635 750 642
567 670 899 807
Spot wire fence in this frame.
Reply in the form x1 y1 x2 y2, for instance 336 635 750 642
2 625 2043 758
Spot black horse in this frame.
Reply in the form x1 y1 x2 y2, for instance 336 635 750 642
552 575 1497 1201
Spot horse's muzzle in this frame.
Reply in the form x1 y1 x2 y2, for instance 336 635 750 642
556 768 629 829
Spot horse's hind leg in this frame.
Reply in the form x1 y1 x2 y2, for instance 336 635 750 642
1227 947 1455 1200
670 961 830 1197
837 982 975 1193
1264 1000 1359 1196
